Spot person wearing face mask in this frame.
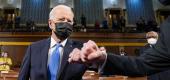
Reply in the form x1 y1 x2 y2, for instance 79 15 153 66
139 31 158 56
139 31 170 80
146 31 158 46
68 0 170 78
18 5 88 80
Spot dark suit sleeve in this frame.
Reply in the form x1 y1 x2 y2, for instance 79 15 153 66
18 46 31 80
102 19 170 76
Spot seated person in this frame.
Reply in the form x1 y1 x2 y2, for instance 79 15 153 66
119 49 127 56
0 52 12 72
139 31 158 55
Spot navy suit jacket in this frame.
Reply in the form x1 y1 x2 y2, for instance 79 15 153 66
18 38 87 80
102 17 170 76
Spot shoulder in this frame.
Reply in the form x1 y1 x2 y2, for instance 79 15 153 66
29 38 49 48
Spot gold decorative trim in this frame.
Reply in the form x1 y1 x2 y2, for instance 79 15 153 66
0 42 146 46
97 43 146 46
0 42 31 46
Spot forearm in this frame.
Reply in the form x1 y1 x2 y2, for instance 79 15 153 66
102 50 168 76
102 53 147 76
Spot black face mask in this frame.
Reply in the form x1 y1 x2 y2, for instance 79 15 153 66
54 22 73 40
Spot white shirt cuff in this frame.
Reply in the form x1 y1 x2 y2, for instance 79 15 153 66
98 52 107 74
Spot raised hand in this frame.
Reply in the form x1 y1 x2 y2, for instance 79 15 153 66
69 40 107 64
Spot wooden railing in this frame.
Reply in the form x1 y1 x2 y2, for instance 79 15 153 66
0 70 19 80
0 42 146 46
0 32 146 68
0 32 148 80
83 70 147 80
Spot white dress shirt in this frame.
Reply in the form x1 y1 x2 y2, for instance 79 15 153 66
48 37 67 69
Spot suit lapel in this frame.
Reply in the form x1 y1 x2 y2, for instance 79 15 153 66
58 39 74 79
41 38 50 79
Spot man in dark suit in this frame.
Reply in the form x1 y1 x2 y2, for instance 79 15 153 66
139 31 159 56
69 4 170 77
18 5 87 80
139 31 170 80
69 15 170 76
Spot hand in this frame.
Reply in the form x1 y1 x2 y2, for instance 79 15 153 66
68 40 106 64
81 40 106 63
0 62 8 65
3 62 9 65
68 48 81 63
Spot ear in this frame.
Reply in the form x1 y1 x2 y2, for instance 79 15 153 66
48 19 55 30
48 20 55 32
48 20 52 28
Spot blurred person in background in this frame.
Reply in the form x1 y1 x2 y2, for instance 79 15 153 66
139 31 158 55
119 49 127 56
0 51 12 72
139 31 170 80
69 0 170 77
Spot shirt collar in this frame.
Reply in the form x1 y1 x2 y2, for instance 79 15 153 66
50 37 67 48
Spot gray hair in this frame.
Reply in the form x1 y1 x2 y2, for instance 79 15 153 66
49 5 73 20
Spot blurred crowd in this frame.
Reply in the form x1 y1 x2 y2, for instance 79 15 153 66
0 15 159 33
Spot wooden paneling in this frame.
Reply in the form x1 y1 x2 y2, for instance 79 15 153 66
0 70 18 80
1 46 27 67
0 32 146 67
0 32 148 80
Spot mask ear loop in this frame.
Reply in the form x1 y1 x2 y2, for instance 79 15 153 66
51 27 56 33
49 20 57 33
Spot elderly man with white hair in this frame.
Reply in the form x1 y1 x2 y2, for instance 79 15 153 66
18 5 88 80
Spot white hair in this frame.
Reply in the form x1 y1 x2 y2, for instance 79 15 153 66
49 5 73 20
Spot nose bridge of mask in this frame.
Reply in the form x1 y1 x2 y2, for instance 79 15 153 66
56 23 65 28
56 22 72 28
